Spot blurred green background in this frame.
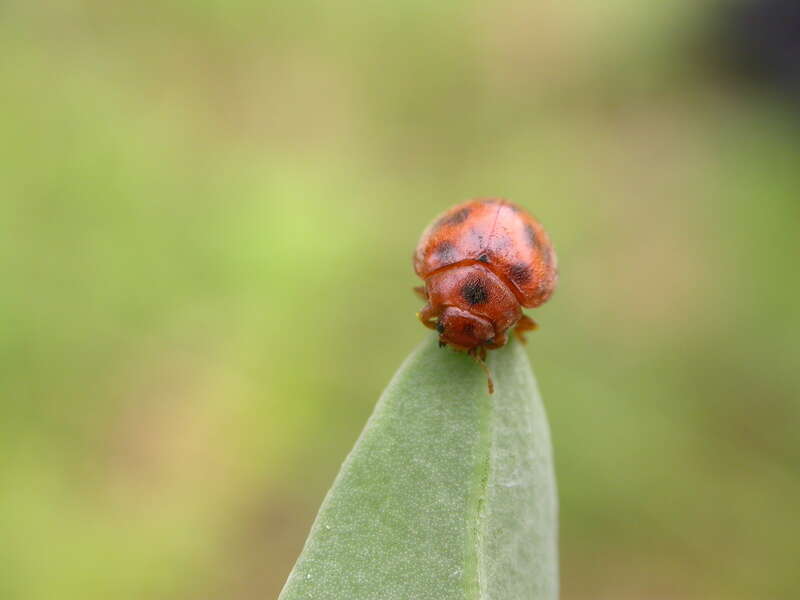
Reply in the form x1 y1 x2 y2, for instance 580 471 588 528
2 1 799 599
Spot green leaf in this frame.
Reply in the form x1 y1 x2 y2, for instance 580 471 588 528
278 335 558 600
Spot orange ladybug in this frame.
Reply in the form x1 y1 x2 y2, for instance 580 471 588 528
413 199 558 391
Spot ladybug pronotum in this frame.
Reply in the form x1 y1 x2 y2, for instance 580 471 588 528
413 199 558 391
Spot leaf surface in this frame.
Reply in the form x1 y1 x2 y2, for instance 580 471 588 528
278 336 558 600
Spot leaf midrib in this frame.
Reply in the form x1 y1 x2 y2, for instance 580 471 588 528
466 381 492 600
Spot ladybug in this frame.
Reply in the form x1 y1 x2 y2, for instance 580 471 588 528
413 199 558 392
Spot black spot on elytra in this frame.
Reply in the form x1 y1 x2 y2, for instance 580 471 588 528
437 207 470 228
509 262 532 285
462 323 475 337
461 278 489 305
524 223 539 249
435 240 456 262
436 321 445 334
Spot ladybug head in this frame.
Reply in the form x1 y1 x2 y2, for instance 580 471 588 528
437 307 495 350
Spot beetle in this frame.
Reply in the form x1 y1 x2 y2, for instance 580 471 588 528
413 199 558 392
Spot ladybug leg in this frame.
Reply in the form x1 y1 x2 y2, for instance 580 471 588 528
413 285 428 300
468 346 494 394
485 330 508 350
514 315 538 344
417 304 438 330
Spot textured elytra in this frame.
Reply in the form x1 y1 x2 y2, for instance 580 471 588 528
414 199 558 309
278 336 559 600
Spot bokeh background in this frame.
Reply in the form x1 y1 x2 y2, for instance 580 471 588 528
2 1 799 599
